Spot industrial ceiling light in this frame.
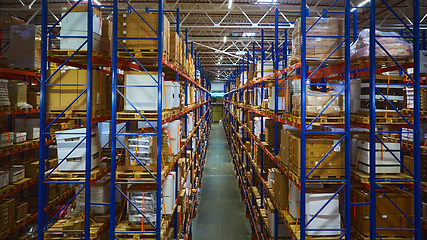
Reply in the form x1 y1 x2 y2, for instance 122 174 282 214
228 0 232 9
223 36 227 43
257 0 277 4
220 56 223 60
243 32 255 37
351 0 369 11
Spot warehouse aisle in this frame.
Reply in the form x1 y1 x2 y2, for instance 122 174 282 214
192 123 252 240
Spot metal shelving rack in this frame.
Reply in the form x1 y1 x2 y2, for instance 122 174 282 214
38 1 211 240
223 1 421 239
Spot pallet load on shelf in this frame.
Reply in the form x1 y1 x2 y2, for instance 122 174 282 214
170 32 181 66
0 80 10 106
255 60 274 78
403 155 427 181
0 171 8 188
15 118 39 140
127 184 160 226
351 187 414 237
98 121 126 149
268 85 291 112
118 13 170 59
100 19 112 53
265 119 282 146
27 91 40 109
0 198 15 233
15 202 27 223
353 140 402 174
0 14 25 64
7 81 32 108
288 135 345 179
60 6 102 51
54 128 101 171
163 171 177 215
181 41 187 73
4 165 25 183
163 120 182 155
123 72 179 111
279 127 299 167
47 69 110 117
9 25 41 69
292 89 344 116
289 182 341 236
0 132 14 148
120 128 171 172
421 50 427 73
350 29 413 60
292 17 344 62
75 178 110 214
359 74 404 114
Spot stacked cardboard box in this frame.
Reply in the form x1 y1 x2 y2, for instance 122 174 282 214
163 172 176 215
403 155 427 180
289 182 341 236
75 178 110 214
0 198 15 233
5 165 25 183
292 17 344 61
47 69 109 116
60 6 102 51
0 80 10 106
292 91 344 116
288 135 344 178
15 202 27 222
279 128 299 167
7 81 29 108
359 74 405 113
163 120 181 156
100 19 112 53
118 13 170 58
355 140 400 174
9 25 41 69
0 132 14 148
170 32 181 66
0 14 24 62
352 187 414 237
55 128 101 171
15 118 39 140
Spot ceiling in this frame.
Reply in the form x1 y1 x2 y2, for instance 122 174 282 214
1 0 426 82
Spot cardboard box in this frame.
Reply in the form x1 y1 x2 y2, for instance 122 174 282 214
47 69 109 116
274 169 289 209
9 25 41 69
7 81 27 107
265 119 282 146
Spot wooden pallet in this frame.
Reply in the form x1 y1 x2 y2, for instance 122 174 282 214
352 56 413 65
44 165 107 182
47 50 108 60
117 109 178 121
44 217 107 239
290 114 345 125
0 106 17 112
47 110 110 120
357 110 402 117
0 185 14 197
117 48 168 61
114 219 168 239
352 169 413 184
289 169 344 184
351 115 411 124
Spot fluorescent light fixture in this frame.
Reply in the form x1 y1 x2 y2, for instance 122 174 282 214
236 51 246 55
94 0 101 5
351 0 369 11
223 36 227 43
228 0 232 9
243 32 255 37
257 0 277 4
220 56 223 60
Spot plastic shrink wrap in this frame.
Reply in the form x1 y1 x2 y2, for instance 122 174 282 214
350 29 412 60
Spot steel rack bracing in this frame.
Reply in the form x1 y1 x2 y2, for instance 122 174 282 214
38 1 211 240
109 2 211 240
223 1 421 240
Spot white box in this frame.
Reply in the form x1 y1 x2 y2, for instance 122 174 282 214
60 11 102 51
268 208 291 238
124 72 167 111
173 82 181 108
58 148 101 171
306 193 339 216
7 165 25 183
163 120 181 139
358 154 400 166
357 161 401 174
164 81 174 110
306 214 341 236
357 140 400 151
170 138 180 155
98 121 126 149
163 196 173 215
350 78 361 113
163 174 174 197
289 197 300 218
0 171 9 188
14 132 26 143
0 133 14 148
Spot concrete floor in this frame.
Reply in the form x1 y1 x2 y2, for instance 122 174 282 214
192 123 252 240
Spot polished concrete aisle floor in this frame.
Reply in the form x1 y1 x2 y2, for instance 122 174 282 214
192 123 251 240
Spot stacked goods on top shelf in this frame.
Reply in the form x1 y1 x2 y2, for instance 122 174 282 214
15 118 39 140
60 6 102 51
292 17 344 62
351 187 414 238
127 184 160 225
47 69 110 117
118 13 170 60
256 60 274 78
9 25 41 70
350 29 413 60
123 71 180 112
359 74 404 114
0 14 24 64
354 140 400 174
54 128 101 171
